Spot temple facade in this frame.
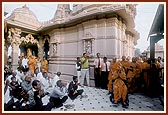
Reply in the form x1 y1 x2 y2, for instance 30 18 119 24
4 4 139 84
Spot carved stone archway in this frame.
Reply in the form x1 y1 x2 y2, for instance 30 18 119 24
20 34 40 57
7 28 40 70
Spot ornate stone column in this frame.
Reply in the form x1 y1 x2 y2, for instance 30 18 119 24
121 22 126 57
123 40 128 56
38 36 44 59
118 17 122 58
9 28 22 70
111 17 119 57
12 43 19 70
4 41 8 65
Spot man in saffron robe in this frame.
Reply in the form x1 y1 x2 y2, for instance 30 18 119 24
28 55 37 74
127 57 141 93
111 63 128 108
41 57 48 72
107 57 119 93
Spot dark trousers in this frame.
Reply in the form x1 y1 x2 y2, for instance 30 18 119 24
4 98 15 111
4 97 28 111
68 89 84 100
4 97 53 111
101 71 109 89
95 68 101 88
149 69 161 97
49 96 68 108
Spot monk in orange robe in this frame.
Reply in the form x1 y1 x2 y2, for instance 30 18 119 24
41 57 48 72
127 57 141 93
28 55 37 74
142 58 150 93
120 56 130 76
112 63 128 107
107 57 120 92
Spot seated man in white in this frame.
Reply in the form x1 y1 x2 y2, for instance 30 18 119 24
39 72 52 94
48 80 68 108
50 72 61 89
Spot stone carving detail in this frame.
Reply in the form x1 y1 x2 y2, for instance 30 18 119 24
8 28 39 47
83 32 95 56
85 32 93 38
8 28 21 45
53 43 57 54
51 36 60 43
50 42 59 57
22 34 39 47
85 40 92 55
50 36 60 57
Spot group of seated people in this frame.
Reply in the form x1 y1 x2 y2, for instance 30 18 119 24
4 66 84 111
4 55 164 111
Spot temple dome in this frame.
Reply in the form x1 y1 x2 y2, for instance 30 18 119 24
7 5 41 30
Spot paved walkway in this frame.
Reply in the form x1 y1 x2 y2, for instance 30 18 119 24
46 86 164 112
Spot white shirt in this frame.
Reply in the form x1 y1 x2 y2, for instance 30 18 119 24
101 61 110 72
94 58 103 68
160 61 164 68
50 75 60 88
16 70 25 81
6 74 13 83
22 58 28 68
15 73 23 84
39 76 50 92
6 74 21 84
4 86 12 104
75 63 81 70
36 72 43 80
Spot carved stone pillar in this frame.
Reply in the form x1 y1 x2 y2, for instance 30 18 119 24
38 36 44 59
8 28 21 70
111 17 119 57
123 40 128 56
12 43 19 70
4 42 8 65
121 22 126 57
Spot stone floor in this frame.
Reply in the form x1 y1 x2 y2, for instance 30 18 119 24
42 86 164 112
